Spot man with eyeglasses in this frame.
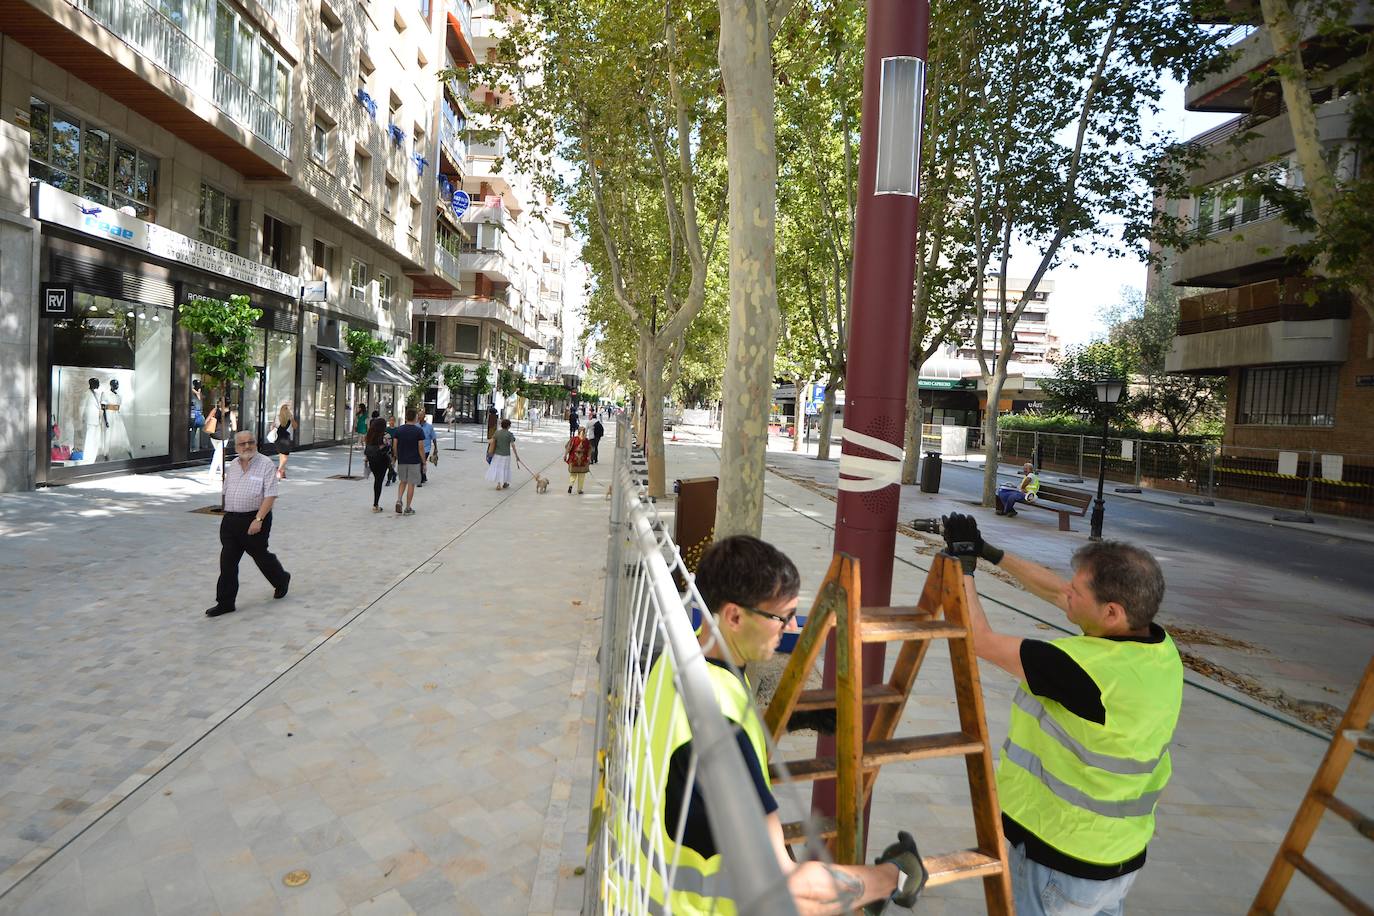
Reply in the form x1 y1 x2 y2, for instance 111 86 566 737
205 431 291 618
628 534 928 914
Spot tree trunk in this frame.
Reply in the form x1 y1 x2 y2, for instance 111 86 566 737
980 366 1008 505
901 360 923 485
816 385 838 461
793 376 806 452
641 348 667 499
715 0 780 539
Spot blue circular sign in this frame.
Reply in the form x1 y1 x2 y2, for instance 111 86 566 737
451 189 470 218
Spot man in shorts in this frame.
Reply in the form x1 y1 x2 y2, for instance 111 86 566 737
391 407 428 515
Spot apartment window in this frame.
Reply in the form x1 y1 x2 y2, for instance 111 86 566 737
389 92 403 126
28 98 159 220
312 113 333 165
262 214 292 272
312 238 335 282
317 2 342 69
418 319 437 347
383 176 399 218
454 322 480 355
352 149 371 195
1196 158 1289 236
349 258 370 300
394 8 407 32
358 54 375 95
198 183 238 252
409 196 422 235
215 2 290 114
1238 365 1339 427
378 272 394 304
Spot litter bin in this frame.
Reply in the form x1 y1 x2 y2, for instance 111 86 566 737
920 451 942 493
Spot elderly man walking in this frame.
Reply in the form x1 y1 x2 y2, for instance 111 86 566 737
206 431 291 618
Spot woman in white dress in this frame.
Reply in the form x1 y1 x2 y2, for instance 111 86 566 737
101 379 134 461
80 377 104 465
484 418 522 489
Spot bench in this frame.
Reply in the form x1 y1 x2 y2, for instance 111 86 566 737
1021 483 1093 531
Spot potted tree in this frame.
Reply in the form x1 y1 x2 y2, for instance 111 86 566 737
405 342 441 414
343 328 388 479
178 294 261 511
442 363 465 449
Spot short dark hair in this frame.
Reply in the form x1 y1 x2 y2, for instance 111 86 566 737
695 536 800 618
501 418 511 429
1071 541 1165 629
405 407 418 422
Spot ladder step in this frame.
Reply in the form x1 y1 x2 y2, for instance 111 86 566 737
1283 850 1373 915
772 732 985 783
781 817 838 844
922 849 1006 888
793 684 906 712
861 618 968 643
1315 791 1374 842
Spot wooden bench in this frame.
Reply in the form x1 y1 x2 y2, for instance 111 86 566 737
1020 483 1092 531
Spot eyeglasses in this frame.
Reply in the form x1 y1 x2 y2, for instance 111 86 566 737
744 604 797 627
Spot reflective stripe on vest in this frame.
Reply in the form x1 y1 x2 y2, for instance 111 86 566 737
997 632 1183 865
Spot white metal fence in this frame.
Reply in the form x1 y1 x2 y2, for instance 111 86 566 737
586 419 801 915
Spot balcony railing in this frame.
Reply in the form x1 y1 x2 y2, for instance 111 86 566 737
436 244 462 282
466 131 507 159
1177 279 1350 335
440 111 467 164
79 0 293 158
255 0 299 42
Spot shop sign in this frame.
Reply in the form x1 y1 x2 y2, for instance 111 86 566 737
41 283 74 318
302 280 328 302
35 183 299 298
918 377 964 390
1357 375 1374 388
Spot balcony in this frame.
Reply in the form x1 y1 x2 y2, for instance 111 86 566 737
439 110 467 171
418 295 539 346
435 244 462 285
445 0 477 66
1166 279 1352 372
81 0 292 158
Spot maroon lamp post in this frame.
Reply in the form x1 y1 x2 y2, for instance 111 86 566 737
814 0 930 840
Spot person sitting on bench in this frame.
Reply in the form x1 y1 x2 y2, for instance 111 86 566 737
996 462 1040 517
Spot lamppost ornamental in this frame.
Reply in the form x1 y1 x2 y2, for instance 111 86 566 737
1088 378 1126 541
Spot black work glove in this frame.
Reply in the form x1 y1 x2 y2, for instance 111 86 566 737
864 830 928 912
941 512 983 575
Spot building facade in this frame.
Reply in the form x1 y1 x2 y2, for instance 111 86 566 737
1161 8 1373 458
0 0 539 492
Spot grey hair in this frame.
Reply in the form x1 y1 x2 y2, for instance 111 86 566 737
1071 541 1166 630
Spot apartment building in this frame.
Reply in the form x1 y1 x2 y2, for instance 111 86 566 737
1161 6 1373 457
0 0 492 492
410 0 587 420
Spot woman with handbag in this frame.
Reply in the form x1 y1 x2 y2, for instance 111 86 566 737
563 426 592 494
205 399 235 485
363 417 392 512
272 404 298 479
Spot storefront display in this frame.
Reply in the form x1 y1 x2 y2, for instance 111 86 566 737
49 295 172 471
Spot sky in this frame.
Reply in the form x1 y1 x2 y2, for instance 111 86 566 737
1025 76 1234 348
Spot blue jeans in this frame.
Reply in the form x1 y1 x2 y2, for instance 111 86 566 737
1009 842 1139 916
997 486 1027 513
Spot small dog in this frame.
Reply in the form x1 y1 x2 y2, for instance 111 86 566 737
604 485 613 501
534 474 550 494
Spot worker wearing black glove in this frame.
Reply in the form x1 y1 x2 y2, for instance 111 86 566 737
940 513 1004 575
862 831 928 914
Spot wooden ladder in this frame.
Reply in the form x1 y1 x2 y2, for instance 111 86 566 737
764 552 1013 914
1250 655 1374 916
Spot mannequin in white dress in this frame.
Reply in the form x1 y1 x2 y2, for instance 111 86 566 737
80 377 105 465
101 379 133 461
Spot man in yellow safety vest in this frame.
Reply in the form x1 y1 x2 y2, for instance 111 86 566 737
939 513 1183 916
624 535 929 915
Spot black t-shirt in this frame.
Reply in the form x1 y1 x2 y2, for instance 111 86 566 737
392 424 425 464
663 658 777 859
1003 624 1168 881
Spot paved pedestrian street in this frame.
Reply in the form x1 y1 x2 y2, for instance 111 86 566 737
2 424 1371 914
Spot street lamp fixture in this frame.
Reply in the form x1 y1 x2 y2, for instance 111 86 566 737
1089 378 1127 541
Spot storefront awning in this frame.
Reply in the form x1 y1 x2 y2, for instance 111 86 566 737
316 347 417 387
316 346 351 368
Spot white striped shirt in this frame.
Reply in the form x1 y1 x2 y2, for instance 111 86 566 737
223 452 280 513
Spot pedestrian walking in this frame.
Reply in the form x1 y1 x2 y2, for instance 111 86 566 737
938 514 1181 916
590 416 605 464
355 403 369 443
486 404 498 440
485 418 523 490
205 431 291 618
272 403 298 479
363 417 391 512
563 426 591 494
419 413 437 486
391 407 427 515
568 408 579 437
205 399 235 485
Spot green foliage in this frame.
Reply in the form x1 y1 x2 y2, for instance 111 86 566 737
1041 342 1136 418
178 294 261 396
472 362 492 397
344 328 388 394
442 363 466 399
496 367 517 397
405 343 442 409
998 412 1215 443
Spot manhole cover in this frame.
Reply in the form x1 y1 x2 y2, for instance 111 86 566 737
283 870 310 887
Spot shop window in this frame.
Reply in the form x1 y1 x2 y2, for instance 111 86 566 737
262 214 293 272
49 295 173 472
28 98 159 220
1238 365 1339 427
198 182 238 252
312 238 335 282
349 258 370 300
454 322 479 355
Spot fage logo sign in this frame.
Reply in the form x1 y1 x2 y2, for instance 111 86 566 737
82 214 136 242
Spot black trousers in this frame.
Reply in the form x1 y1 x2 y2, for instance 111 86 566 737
591 437 602 463
369 455 389 506
216 511 288 609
